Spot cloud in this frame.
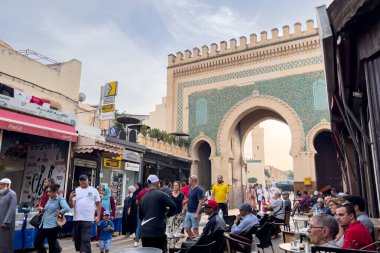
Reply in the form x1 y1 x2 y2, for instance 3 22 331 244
153 0 259 50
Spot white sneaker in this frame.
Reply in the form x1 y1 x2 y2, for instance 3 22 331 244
134 241 138 247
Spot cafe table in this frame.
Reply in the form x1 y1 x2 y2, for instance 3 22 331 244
279 243 310 253
370 218 380 241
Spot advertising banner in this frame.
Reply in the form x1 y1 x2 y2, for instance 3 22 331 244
20 144 67 206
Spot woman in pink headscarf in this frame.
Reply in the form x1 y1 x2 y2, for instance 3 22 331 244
246 184 257 211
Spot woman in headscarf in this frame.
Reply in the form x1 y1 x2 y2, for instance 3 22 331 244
122 185 137 238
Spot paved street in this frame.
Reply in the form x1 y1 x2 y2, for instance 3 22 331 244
20 208 290 253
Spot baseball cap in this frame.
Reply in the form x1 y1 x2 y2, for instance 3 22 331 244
203 199 218 209
314 191 319 195
237 203 252 212
0 178 11 184
147 174 161 184
337 192 348 197
79 174 88 180
103 210 110 216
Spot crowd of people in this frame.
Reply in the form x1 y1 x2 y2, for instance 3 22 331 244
0 175 379 252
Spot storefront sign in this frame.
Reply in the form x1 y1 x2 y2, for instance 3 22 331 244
103 158 121 169
122 149 140 163
20 144 67 206
304 177 312 186
125 162 140 172
74 158 97 169
0 94 76 125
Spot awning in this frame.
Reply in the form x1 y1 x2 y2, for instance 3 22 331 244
73 136 124 156
0 108 78 142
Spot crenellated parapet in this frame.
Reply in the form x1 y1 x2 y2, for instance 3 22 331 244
168 20 319 72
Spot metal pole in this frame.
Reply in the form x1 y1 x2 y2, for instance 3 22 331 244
98 85 104 128
64 142 72 198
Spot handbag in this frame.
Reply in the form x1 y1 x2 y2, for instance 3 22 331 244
56 199 67 226
29 213 43 228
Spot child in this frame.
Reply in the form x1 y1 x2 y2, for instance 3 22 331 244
99 210 115 253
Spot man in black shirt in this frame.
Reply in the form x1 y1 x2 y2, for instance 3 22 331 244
140 174 177 252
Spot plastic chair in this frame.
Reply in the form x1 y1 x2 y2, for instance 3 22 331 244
256 221 275 253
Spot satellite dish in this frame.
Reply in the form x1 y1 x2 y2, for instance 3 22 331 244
78 92 86 102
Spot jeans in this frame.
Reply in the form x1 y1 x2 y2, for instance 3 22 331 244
135 216 142 242
73 221 93 253
34 226 61 253
218 203 228 216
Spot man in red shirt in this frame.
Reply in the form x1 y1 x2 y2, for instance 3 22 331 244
336 204 374 250
180 179 190 198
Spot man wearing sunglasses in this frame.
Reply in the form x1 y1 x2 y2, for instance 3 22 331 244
307 214 339 247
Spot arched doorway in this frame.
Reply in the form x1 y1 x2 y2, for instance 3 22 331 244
217 95 306 206
314 131 342 191
197 142 212 191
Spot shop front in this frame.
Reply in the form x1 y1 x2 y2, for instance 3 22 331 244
103 136 145 205
0 108 77 206
142 148 192 184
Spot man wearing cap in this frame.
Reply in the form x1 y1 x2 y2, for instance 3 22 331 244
139 175 176 252
0 178 17 253
69 174 101 253
182 199 226 252
231 203 259 237
202 199 226 235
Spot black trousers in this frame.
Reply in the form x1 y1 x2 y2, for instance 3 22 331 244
257 201 261 211
217 203 228 216
73 221 93 253
142 236 167 252
34 226 61 253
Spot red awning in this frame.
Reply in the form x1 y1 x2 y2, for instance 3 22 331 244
0 109 78 142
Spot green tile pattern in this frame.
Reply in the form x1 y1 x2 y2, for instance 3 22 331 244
176 56 323 131
188 71 330 152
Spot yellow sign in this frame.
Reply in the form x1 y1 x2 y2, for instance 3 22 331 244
104 81 118 97
103 158 121 169
101 103 115 113
304 177 312 186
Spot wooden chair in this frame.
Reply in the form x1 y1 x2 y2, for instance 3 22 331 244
224 232 251 253
274 211 291 231
282 231 295 253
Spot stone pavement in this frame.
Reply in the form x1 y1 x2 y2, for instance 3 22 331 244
23 208 299 252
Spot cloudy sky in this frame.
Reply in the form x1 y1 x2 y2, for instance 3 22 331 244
0 0 332 171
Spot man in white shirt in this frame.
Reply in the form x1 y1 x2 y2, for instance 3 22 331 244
270 192 285 237
69 174 101 253
256 184 264 211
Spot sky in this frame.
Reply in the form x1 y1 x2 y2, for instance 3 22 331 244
0 0 332 170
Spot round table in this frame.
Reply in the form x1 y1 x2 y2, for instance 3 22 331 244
121 247 163 253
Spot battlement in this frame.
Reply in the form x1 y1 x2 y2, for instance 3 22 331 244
168 20 318 67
